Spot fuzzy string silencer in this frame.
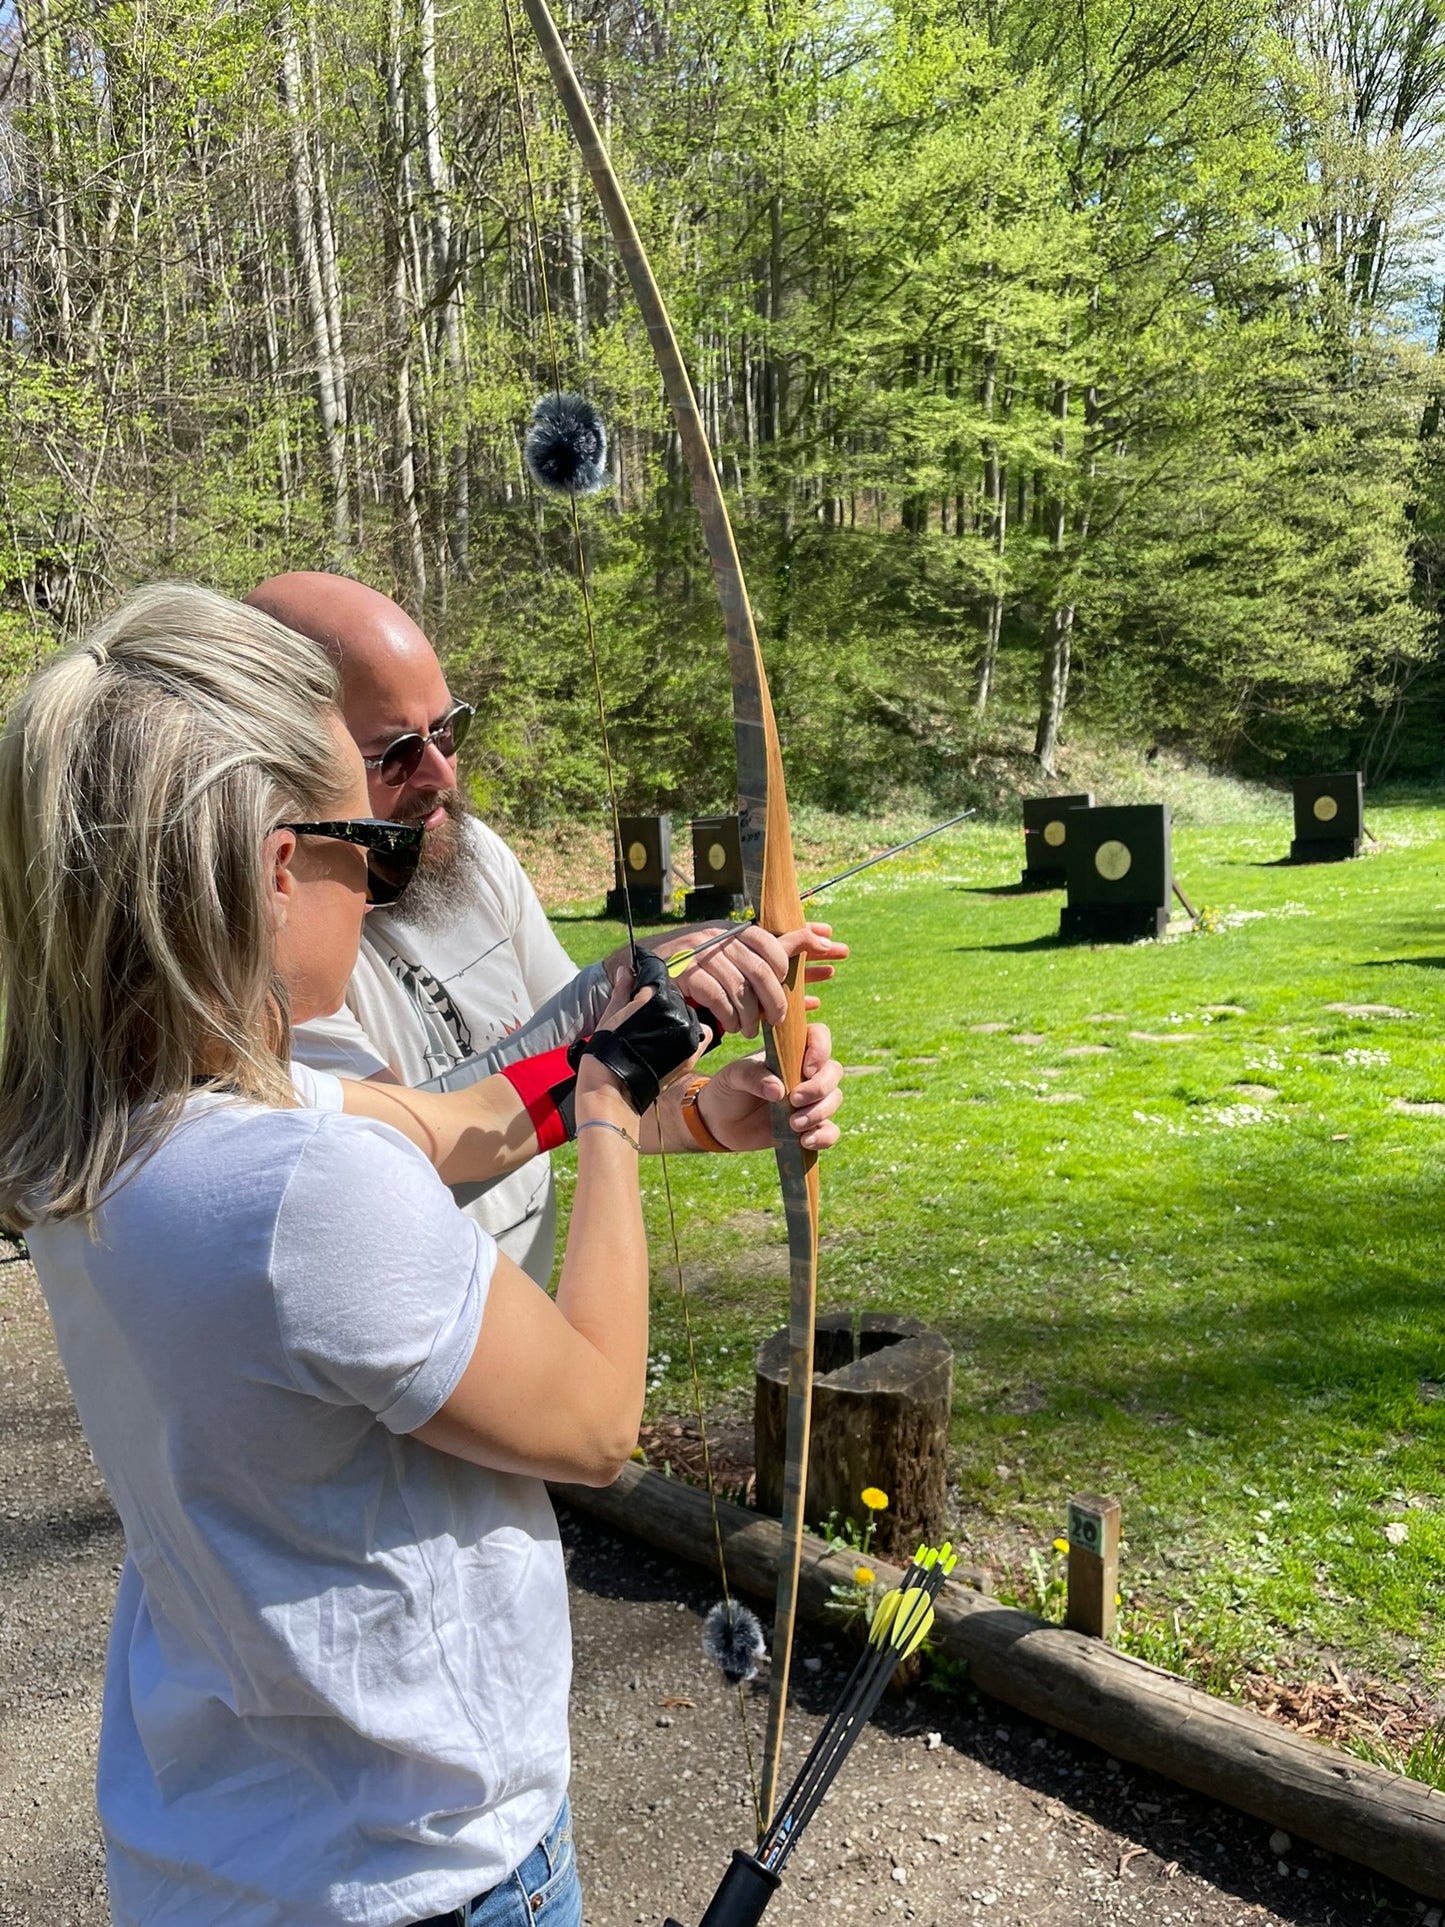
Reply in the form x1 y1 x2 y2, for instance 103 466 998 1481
523 392 610 496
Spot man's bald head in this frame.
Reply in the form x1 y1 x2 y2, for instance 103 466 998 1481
244 574 441 717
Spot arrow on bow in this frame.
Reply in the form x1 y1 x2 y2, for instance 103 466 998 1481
517 0 820 1828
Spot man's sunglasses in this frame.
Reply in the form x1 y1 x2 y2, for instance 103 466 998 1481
362 701 474 788
282 819 426 907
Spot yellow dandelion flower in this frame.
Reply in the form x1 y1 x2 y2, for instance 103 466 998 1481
861 1486 889 1512
1052 1537 1069 1554
854 1566 876 1587
630 1446 646 1463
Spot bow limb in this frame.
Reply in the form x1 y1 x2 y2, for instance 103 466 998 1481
517 0 819 1829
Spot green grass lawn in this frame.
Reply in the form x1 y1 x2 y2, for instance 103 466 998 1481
551 799 1445 1710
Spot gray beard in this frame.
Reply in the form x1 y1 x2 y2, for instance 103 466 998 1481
388 787 479 930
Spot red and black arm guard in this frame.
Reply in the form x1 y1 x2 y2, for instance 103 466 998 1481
498 1044 578 1152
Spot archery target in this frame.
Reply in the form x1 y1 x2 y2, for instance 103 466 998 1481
1095 840 1132 881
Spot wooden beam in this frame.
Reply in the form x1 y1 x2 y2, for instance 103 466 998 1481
553 1463 1445 1901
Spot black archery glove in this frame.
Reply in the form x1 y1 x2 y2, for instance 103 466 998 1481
567 948 702 1114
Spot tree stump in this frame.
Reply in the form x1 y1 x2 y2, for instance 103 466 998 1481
754 1312 953 1561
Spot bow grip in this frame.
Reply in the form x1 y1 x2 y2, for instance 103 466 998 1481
662 1849 780 1927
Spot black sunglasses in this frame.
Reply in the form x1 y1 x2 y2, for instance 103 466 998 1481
362 701 474 788
282 819 426 907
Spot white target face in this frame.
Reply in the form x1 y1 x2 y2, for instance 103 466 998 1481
1043 819 1067 848
708 841 728 872
1094 840 1132 882
627 840 648 871
1313 794 1339 823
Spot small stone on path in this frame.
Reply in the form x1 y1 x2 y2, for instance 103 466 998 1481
1391 1097 1445 1116
1009 1032 1047 1045
1269 1830 1291 1857
1130 1031 1202 1044
839 1064 886 1076
1062 1044 1110 1057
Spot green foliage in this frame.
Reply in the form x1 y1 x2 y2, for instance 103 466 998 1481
6 0 1445 789
1346 1721 1445 1792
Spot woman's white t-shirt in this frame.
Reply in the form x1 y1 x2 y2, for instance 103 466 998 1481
26 1064 571 1927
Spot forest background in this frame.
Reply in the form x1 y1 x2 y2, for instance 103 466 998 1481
6 0 1445 822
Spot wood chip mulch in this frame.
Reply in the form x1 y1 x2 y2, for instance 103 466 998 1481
1241 1667 1437 1756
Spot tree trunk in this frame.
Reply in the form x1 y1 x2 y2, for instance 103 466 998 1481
1034 602 1074 774
974 344 1009 715
384 0 426 609
419 0 470 577
1034 372 1071 771
278 5 349 559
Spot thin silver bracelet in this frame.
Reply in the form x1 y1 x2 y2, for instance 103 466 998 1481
576 1118 639 1149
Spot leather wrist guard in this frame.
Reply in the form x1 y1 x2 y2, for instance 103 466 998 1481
499 1044 578 1151
567 949 701 1114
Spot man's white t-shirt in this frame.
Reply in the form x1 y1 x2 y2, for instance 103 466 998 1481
293 819 610 1284
27 1064 571 1927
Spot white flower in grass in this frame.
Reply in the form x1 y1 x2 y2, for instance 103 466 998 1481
1384 1521 1409 1546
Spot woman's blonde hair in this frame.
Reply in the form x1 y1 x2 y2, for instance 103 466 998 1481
0 585 347 1228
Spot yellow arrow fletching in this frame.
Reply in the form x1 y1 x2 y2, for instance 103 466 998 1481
663 913 759 978
869 1584 934 1658
870 1588 903 1644
893 1593 935 1660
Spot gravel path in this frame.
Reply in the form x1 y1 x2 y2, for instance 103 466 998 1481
1 1261 1430 1927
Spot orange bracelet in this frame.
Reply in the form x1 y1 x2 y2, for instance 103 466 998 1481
680 1076 728 1154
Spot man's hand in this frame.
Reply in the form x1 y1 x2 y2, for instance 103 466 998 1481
680 1021 844 1154
608 922 848 1039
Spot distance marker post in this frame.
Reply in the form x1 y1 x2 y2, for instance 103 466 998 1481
1065 1494 1121 1641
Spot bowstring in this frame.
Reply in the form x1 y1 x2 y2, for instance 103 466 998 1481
503 0 763 1833
502 0 636 970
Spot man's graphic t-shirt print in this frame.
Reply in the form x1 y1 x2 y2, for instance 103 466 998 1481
384 951 475 1074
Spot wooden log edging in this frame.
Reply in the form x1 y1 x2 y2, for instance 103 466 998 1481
552 1462 1445 1900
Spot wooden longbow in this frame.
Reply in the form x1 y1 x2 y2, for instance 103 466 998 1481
517 0 820 1827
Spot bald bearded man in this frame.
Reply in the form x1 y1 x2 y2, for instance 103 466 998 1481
246 572 847 1283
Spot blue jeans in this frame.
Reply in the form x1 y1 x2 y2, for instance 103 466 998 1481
413 1799 582 1927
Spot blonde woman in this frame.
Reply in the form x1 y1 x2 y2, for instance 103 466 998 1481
0 587 842 1927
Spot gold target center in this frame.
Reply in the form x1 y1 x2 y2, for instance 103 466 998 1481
708 842 727 872
627 840 648 871
1095 839 1132 881
1313 794 1339 823
1043 819 1067 848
